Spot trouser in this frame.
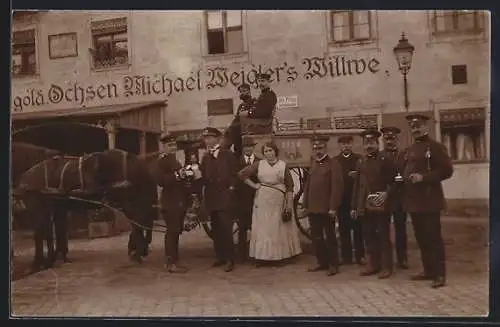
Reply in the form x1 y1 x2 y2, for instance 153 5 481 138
53 204 69 259
339 204 365 262
309 213 339 268
392 208 408 264
210 210 235 262
361 211 393 272
163 210 184 265
410 212 446 278
128 225 147 259
237 207 252 259
223 119 243 156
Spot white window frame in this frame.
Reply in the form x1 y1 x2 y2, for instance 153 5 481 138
326 10 378 48
11 26 40 79
89 15 132 72
201 10 249 62
427 10 488 45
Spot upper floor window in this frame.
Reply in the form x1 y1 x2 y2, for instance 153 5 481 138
330 10 372 43
206 10 243 55
207 98 234 116
12 29 37 77
433 10 482 34
90 17 129 70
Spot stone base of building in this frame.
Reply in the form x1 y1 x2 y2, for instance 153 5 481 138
443 198 489 218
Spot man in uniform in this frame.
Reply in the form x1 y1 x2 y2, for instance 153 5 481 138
335 135 365 265
303 135 344 276
235 137 260 262
200 127 238 272
380 126 409 269
155 132 189 273
351 129 396 279
403 114 453 289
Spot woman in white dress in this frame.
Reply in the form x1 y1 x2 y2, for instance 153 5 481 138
238 141 302 264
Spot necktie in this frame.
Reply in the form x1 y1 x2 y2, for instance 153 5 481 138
246 156 251 165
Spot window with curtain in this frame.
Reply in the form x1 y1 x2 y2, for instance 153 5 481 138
91 17 129 69
440 108 486 162
330 10 372 43
12 29 37 77
206 10 243 55
433 10 482 34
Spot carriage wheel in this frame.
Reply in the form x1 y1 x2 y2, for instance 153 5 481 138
291 167 312 240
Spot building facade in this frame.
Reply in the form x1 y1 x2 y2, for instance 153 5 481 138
11 10 490 215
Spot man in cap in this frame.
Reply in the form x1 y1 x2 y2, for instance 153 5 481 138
223 84 256 156
154 132 190 273
235 137 260 262
303 135 344 276
250 73 277 120
380 126 409 270
335 135 365 265
199 127 239 272
403 114 453 288
351 129 396 279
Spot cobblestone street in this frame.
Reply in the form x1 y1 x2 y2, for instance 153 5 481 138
10 217 489 318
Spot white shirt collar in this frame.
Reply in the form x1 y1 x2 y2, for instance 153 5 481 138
209 145 221 158
342 153 352 158
244 154 255 163
316 154 328 162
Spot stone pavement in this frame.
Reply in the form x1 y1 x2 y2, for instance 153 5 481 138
10 217 489 317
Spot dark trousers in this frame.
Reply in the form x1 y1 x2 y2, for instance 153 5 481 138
128 225 147 259
163 210 184 265
410 212 446 278
237 206 252 259
53 205 69 259
339 204 365 262
210 210 235 262
309 213 339 268
361 211 393 272
392 208 408 264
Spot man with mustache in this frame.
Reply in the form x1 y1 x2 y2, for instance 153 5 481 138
403 114 453 289
380 126 409 270
303 135 344 276
351 129 397 279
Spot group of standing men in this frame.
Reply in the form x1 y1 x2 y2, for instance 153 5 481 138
303 114 453 289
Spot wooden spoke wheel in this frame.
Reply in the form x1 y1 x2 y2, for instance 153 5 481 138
290 167 312 240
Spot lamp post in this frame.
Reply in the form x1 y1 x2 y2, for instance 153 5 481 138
393 32 415 113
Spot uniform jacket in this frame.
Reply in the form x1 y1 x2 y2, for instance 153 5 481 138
250 88 277 119
351 151 397 216
402 135 453 213
380 148 406 211
235 154 261 211
199 148 239 212
154 153 189 213
303 155 344 214
335 152 362 208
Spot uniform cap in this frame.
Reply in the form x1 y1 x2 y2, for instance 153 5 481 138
360 129 381 140
405 114 430 124
160 132 176 143
256 73 271 80
237 83 251 91
380 126 401 139
338 135 354 143
202 127 222 137
311 135 329 143
242 137 257 147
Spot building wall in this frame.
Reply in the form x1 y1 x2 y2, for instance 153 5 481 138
11 10 490 210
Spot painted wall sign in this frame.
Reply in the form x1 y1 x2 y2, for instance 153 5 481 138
12 54 381 112
277 95 299 109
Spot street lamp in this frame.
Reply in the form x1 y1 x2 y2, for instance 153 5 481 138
393 32 415 112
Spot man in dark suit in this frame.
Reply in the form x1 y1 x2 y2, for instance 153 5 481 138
200 127 239 272
351 129 396 279
235 137 259 262
380 126 409 270
403 114 453 288
335 135 365 265
304 135 344 276
154 132 190 273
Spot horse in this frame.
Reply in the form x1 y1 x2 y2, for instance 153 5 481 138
79 149 158 263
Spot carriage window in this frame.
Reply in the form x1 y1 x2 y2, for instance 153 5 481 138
440 108 487 162
330 10 372 43
90 17 129 70
207 98 234 116
12 29 37 77
206 10 244 55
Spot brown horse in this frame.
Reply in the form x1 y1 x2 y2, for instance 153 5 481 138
79 149 157 263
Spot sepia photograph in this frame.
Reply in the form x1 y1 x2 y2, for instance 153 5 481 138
10 9 490 318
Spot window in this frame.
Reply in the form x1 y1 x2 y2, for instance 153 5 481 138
206 10 243 55
90 17 129 69
12 29 37 77
330 10 371 43
207 98 234 116
433 10 482 34
307 118 331 130
452 65 468 84
440 108 486 162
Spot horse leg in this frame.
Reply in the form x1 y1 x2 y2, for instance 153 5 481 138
31 214 46 272
44 209 56 269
